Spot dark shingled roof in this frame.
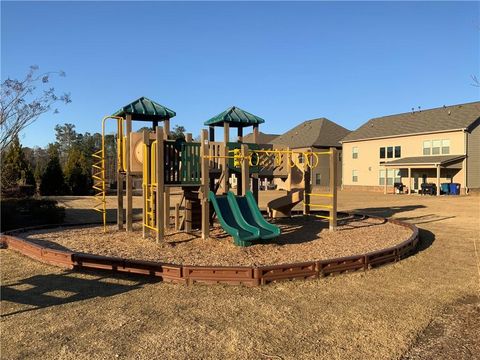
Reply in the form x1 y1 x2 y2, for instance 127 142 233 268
270 118 350 148
204 106 265 127
384 155 465 166
112 97 176 121
342 101 480 142
243 132 279 144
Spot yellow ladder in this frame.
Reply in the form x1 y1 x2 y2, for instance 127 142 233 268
92 148 106 232
91 115 125 233
143 141 158 232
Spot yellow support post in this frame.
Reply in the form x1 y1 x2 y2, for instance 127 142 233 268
329 147 338 231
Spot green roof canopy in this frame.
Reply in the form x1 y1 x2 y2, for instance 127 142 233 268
204 106 265 128
112 97 176 121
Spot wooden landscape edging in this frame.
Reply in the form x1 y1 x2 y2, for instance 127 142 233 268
0 216 419 287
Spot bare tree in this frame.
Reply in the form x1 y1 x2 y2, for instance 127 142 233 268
0 65 71 152
471 75 480 87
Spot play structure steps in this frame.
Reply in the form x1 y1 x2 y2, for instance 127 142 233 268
177 190 202 231
209 191 281 247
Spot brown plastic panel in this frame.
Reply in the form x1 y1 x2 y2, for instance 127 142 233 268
183 266 255 285
73 253 125 271
319 255 365 276
366 248 398 268
255 262 317 285
1 214 420 287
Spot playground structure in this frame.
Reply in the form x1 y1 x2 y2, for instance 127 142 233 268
92 97 338 246
0 96 420 288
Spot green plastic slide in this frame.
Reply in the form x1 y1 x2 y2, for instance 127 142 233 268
227 191 281 240
208 191 260 247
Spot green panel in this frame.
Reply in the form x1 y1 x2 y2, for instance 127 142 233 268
204 106 265 127
180 142 201 185
226 142 260 173
164 141 181 184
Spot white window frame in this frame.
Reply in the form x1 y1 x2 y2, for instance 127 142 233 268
386 146 393 159
394 146 401 158
352 147 358 159
352 170 358 183
441 139 450 154
379 169 401 185
423 141 431 155
379 147 386 159
379 170 386 185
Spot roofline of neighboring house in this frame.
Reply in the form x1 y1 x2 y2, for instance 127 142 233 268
271 144 343 149
360 100 480 122
340 128 467 144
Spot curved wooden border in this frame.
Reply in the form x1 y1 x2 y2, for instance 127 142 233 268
0 215 419 286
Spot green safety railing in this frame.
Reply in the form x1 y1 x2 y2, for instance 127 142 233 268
163 140 201 186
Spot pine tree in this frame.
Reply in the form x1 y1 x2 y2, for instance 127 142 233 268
64 147 91 195
39 145 66 195
1 136 36 195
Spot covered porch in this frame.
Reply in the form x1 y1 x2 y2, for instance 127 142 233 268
383 155 465 196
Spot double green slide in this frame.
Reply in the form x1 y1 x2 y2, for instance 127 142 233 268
209 191 281 247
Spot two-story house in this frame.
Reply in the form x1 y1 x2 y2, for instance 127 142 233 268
340 102 480 195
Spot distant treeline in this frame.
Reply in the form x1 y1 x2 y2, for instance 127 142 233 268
1 123 187 198
1 123 113 197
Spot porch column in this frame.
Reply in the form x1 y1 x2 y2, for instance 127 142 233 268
407 167 411 194
436 165 440 196
384 166 387 195
394 168 397 195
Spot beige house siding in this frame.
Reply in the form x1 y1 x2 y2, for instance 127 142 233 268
342 130 466 191
467 122 480 189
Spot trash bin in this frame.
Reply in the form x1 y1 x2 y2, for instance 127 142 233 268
421 183 436 195
440 183 450 195
449 183 460 195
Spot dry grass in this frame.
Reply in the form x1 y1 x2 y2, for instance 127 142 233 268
1 191 479 360
21 217 412 266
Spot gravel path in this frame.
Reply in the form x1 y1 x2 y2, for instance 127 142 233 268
21 216 412 266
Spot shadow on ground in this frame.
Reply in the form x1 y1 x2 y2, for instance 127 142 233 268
414 228 435 255
350 204 427 218
1 271 156 318
63 208 143 224
270 215 387 245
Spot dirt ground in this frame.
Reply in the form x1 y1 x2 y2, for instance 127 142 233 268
21 217 412 266
1 191 479 359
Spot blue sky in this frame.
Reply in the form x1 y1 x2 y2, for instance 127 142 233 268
2 1 479 148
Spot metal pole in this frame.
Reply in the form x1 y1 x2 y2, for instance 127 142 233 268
329 147 338 231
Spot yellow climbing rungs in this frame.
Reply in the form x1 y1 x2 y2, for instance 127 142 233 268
143 223 159 232
306 203 333 209
92 148 106 233
314 214 333 220
306 193 333 198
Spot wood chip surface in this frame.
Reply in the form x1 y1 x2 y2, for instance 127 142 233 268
22 216 413 266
